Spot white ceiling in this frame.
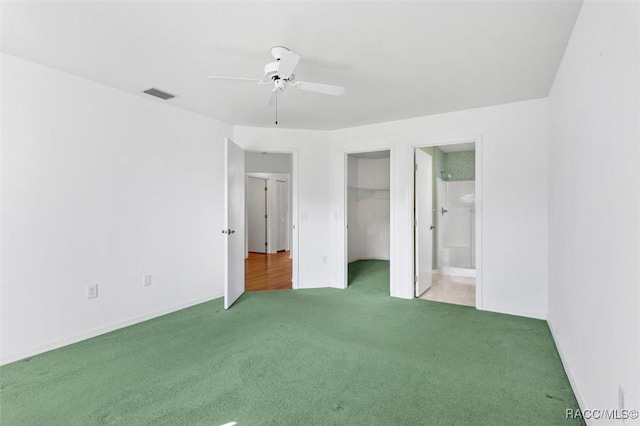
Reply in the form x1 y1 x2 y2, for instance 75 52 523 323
1 1 582 130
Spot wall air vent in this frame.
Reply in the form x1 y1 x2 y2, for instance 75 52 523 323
143 88 176 100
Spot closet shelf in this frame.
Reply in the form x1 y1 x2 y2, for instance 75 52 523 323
347 186 390 191
347 186 390 200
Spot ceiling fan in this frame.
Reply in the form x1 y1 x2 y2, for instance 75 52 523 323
208 46 345 113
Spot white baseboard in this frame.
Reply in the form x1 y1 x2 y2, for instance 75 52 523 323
1 293 223 366
300 281 335 289
547 318 591 425
439 266 476 277
479 303 546 320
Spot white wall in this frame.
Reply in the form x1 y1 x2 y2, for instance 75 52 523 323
348 157 391 262
547 0 640 417
1 54 233 364
330 98 549 318
245 152 291 173
234 126 332 288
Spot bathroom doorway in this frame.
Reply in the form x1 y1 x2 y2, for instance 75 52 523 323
414 140 482 307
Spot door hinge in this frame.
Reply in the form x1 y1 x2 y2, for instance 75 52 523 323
414 275 418 283
414 163 418 171
414 218 417 227
265 242 268 246
265 214 268 219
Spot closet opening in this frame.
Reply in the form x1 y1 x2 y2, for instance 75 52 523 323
346 150 391 294
245 152 293 292
414 140 482 307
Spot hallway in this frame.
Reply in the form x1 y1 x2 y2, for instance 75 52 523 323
245 252 292 291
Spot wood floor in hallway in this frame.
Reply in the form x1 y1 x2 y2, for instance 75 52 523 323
245 251 292 291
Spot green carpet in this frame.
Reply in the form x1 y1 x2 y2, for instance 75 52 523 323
1 260 581 425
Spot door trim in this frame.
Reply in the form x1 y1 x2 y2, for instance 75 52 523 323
412 135 483 310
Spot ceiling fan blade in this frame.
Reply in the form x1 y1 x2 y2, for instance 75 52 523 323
267 89 277 108
207 76 264 83
293 81 345 96
277 51 300 79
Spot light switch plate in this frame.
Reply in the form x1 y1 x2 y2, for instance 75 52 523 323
87 283 98 299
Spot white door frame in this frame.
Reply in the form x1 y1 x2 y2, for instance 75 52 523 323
242 147 299 290
412 135 483 309
339 146 395 292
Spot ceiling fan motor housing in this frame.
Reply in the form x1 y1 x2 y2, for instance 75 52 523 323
264 61 294 82
264 62 279 81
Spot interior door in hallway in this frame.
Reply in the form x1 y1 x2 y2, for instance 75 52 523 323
276 180 288 252
247 177 267 253
224 138 245 309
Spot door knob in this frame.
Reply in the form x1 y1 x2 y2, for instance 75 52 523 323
441 208 448 215
221 229 236 234
430 225 435 230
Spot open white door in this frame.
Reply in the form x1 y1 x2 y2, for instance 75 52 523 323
415 149 434 297
224 138 245 309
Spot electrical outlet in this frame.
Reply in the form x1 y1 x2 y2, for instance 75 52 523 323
87 283 98 299
143 274 152 287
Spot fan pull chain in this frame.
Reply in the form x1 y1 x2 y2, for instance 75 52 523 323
275 90 278 125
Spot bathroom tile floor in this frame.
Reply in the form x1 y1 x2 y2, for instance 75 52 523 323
419 274 476 307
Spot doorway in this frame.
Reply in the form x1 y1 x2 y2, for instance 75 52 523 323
345 150 391 293
244 152 293 292
414 140 482 307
